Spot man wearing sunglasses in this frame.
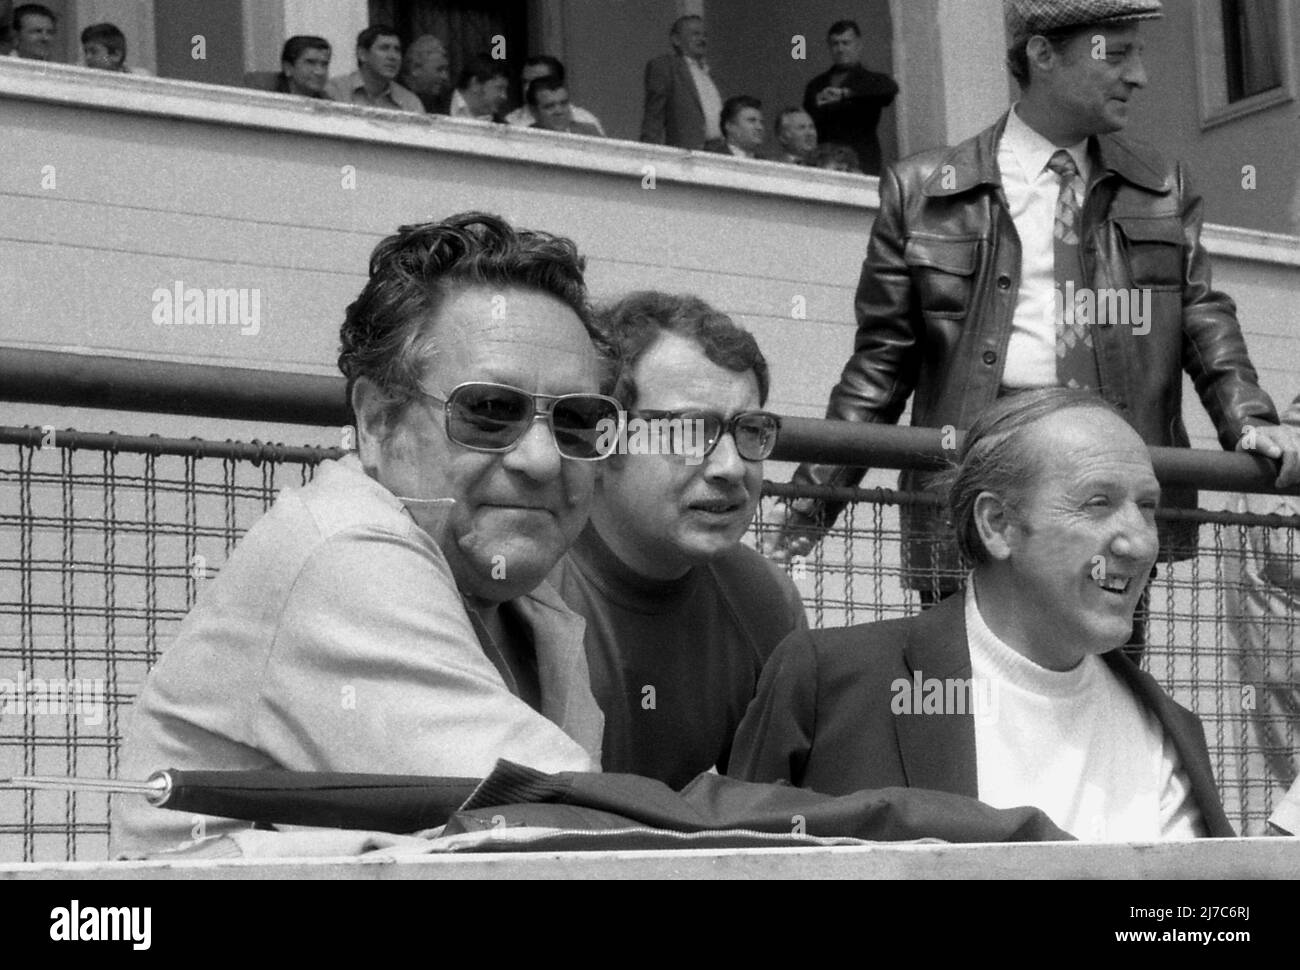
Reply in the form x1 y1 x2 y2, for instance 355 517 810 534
114 213 618 855
550 291 808 789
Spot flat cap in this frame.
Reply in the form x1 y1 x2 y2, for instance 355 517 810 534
1006 0 1162 36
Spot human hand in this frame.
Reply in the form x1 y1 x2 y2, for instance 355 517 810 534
759 502 826 563
1237 422 1300 489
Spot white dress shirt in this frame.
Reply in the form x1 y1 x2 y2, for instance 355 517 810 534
685 56 723 142
997 105 1091 389
965 578 1203 841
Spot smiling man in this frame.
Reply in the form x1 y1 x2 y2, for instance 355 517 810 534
732 388 1234 840
112 213 617 855
550 292 806 789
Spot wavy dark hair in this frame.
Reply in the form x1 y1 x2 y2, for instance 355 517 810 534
598 291 769 410
338 212 605 419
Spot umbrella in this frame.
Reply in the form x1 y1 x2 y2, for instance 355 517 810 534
0 770 482 833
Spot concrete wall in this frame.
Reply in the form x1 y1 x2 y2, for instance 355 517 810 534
1107 2 1300 237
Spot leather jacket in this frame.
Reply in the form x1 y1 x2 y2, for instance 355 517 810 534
792 112 1278 588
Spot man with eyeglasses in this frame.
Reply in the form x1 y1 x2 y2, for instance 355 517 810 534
113 213 621 856
549 291 807 789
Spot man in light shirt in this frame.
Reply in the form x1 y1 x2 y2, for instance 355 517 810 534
640 15 724 151
732 388 1235 840
326 25 423 113
766 0 1300 614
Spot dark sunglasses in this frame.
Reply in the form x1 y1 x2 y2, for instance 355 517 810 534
634 409 781 462
415 381 623 461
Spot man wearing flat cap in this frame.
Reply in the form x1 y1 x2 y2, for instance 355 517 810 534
767 0 1300 623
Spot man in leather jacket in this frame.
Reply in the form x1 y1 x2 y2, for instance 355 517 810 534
767 0 1300 598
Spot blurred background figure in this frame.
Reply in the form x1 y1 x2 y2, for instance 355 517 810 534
326 24 422 113
80 21 152 75
811 142 862 173
451 53 509 122
275 35 330 97
641 14 724 151
506 55 604 134
770 107 818 165
9 3 56 61
718 95 764 160
527 75 602 136
402 34 451 114
803 19 898 176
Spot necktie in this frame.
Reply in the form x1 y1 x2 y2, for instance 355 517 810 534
1047 149 1101 390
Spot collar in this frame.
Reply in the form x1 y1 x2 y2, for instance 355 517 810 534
565 522 699 614
349 70 394 99
923 110 1172 197
965 575 1096 697
681 53 710 74
727 143 755 159
1002 102 1091 187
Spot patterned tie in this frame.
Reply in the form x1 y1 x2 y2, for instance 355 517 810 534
1047 149 1101 390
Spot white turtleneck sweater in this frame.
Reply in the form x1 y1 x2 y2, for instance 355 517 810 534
965 579 1204 841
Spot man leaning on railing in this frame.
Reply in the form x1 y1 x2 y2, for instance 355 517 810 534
764 0 1300 617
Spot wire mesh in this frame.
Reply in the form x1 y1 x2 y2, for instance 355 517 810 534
1 426 1296 860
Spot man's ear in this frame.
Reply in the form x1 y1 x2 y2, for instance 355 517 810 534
351 377 397 467
1024 35 1059 77
973 490 1016 562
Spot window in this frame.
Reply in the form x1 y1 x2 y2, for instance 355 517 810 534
1221 0 1282 102
1193 0 1294 127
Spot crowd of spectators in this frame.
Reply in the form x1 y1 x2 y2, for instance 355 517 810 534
2 5 896 176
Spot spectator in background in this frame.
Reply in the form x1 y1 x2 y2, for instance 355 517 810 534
506 55 605 134
769 107 817 165
640 15 724 151
717 95 764 160
273 35 331 97
527 76 602 137
403 34 451 114
80 22 152 75
9 3 55 61
550 291 804 789
1229 390 1300 835
811 142 862 173
803 19 898 176
451 54 509 122
326 25 422 113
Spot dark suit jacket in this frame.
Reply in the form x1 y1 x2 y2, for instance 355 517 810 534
640 53 722 150
729 594 1235 837
802 63 897 175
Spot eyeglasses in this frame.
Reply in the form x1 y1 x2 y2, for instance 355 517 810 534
635 409 781 462
415 381 623 461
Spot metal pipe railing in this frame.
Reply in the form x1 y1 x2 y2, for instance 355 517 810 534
3 347 1294 494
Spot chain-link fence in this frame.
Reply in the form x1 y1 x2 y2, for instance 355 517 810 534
2 425 1297 860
